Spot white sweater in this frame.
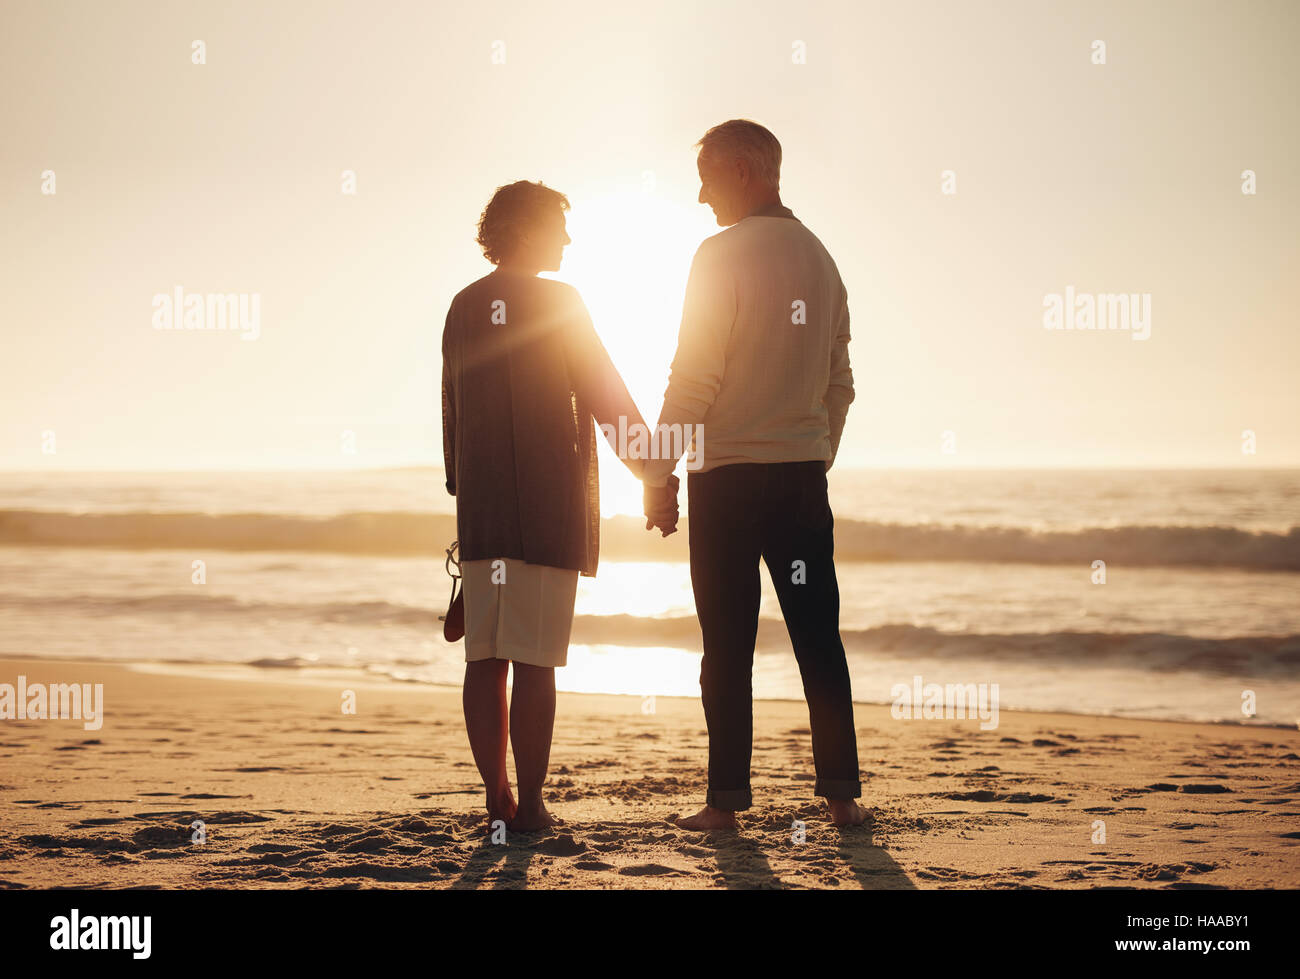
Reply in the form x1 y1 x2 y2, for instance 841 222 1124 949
643 205 855 487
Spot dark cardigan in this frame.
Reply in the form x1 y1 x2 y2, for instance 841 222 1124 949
441 269 645 577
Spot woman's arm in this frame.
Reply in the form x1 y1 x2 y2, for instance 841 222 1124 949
563 287 650 481
440 307 457 496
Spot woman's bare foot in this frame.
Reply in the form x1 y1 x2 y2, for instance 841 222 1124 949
828 799 866 826
510 802 556 832
675 805 739 831
486 786 517 826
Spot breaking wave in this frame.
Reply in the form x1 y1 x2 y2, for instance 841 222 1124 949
0 589 1295 677
3 509 1299 570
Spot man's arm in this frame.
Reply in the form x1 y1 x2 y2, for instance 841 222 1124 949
823 281 854 471
642 240 736 487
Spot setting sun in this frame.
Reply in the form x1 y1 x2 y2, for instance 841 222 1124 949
551 184 716 516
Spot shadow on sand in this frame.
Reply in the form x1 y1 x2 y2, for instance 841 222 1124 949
451 838 535 890
703 821 916 890
447 814 916 890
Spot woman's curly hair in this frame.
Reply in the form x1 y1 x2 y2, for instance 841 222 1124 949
476 180 570 266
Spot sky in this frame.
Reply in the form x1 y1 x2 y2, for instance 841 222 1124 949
2 0 1297 473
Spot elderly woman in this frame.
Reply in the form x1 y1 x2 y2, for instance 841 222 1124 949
442 180 677 831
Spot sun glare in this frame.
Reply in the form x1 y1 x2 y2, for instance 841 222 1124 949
553 188 714 517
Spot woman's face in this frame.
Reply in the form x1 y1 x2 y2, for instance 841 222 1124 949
520 207 572 272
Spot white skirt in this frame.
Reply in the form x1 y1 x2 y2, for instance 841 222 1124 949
462 557 579 668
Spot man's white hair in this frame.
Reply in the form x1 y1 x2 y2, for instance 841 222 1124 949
697 119 782 188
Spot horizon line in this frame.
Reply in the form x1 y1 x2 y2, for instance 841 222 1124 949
2 463 1297 475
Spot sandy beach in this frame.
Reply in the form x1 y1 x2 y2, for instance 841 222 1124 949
1 656 1296 890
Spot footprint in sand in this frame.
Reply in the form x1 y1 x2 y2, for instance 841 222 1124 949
618 863 682 876
533 834 587 857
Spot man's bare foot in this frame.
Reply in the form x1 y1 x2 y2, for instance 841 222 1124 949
674 805 739 831
510 802 556 832
828 799 867 826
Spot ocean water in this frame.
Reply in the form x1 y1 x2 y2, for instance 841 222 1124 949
1 468 1297 726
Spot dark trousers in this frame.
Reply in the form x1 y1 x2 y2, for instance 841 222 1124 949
687 460 861 811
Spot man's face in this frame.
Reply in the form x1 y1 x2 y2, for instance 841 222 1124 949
697 150 743 227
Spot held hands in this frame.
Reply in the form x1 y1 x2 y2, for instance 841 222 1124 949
643 473 680 537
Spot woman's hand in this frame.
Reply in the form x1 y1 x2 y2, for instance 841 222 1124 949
644 473 680 537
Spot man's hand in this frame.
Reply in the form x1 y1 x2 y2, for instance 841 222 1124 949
644 473 680 537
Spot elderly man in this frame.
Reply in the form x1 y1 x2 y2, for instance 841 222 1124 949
642 119 865 830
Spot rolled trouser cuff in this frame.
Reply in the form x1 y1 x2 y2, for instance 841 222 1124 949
706 787 752 811
815 777 862 800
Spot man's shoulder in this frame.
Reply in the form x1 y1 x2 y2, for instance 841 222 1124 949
692 226 736 257
690 223 762 272
701 217 841 277
715 213 828 249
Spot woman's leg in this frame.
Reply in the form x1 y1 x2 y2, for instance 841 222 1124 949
463 659 516 825
508 662 556 831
